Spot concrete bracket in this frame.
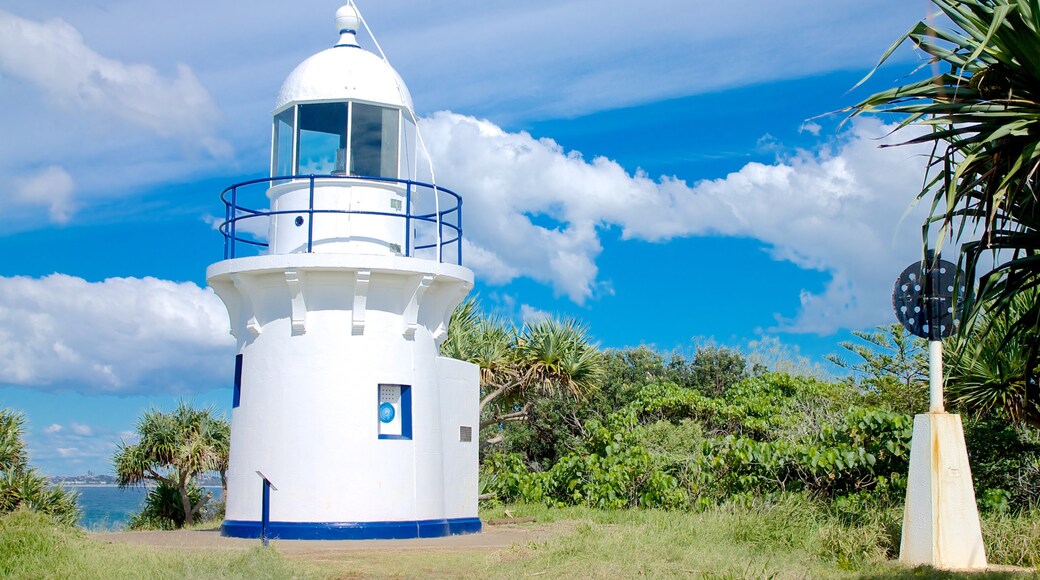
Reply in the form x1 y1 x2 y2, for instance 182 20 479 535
352 270 371 335
402 274 434 339
230 273 261 338
432 281 472 344
285 270 307 336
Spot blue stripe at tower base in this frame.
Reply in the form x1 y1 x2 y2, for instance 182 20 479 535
221 517 482 540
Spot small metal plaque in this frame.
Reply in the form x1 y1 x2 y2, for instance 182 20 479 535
459 426 472 442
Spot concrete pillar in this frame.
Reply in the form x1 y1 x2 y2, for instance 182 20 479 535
899 412 987 570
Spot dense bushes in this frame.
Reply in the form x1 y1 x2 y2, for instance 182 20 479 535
126 482 207 530
477 343 1040 568
482 374 914 510
481 342 1040 519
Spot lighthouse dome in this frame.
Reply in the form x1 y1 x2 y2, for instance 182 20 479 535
274 5 413 111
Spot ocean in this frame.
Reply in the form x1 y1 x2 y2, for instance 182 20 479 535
69 486 223 531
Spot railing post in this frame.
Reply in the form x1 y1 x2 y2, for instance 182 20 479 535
307 175 315 253
405 182 412 257
223 191 230 260
230 186 238 259
436 187 443 263
457 197 463 265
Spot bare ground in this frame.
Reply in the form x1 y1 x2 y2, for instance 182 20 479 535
96 521 567 554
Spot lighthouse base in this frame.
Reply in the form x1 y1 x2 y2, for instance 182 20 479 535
221 517 482 540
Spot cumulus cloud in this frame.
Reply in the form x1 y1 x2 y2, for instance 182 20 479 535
70 422 93 436
13 165 76 223
0 10 224 148
423 112 932 333
0 275 234 395
520 304 551 324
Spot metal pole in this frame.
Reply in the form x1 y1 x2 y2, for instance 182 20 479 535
230 186 238 259
929 340 944 413
256 470 276 548
261 478 271 547
924 249 944 413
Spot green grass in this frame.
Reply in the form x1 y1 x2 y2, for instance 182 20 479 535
2 503 1038 579
0 509 293 579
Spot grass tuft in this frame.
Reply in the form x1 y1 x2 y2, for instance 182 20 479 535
0 508 294 579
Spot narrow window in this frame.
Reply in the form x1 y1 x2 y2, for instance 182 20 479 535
350 103 400 178
377 384 412 440
297 103 348 175
272 107 295 178
232 354 243 408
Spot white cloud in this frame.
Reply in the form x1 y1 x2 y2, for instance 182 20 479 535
33 419 117 472
0 10 223 144
423 112 932 333
800 122 823 137
0 275 234 394
520 304 551 324
0 0 922 235
13 165 75 223
70 422 93 436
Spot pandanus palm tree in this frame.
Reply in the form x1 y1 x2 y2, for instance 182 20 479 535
113 402 229 528
441 300 603 437
0 409 79 525
947 290 1040 425
847 0 1040 418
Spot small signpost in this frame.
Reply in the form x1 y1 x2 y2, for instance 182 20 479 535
892 251 960 412
256 471 277 548
892 252 987 570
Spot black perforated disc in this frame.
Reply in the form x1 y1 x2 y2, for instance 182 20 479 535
892 258 961 340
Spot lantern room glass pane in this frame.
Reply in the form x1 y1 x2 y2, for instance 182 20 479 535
297 103 348 175
350 103 399 178
273 107 295 178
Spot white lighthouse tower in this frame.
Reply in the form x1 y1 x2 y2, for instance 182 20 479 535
207 4 481 540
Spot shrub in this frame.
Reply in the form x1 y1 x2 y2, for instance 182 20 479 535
0 409 78 526
127 482 205 530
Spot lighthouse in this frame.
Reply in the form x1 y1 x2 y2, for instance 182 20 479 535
207 4 481 540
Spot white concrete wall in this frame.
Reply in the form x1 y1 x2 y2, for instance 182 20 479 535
267 180 408 255
209 254 477 527
437 356 480 520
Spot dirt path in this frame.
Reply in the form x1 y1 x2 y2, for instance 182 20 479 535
97 521 565 555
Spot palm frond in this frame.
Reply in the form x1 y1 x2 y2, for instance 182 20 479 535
847 0 1040 394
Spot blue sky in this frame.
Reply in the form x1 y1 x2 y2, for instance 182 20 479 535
0 0 942 475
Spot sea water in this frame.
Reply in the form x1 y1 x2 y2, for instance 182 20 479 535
70 486 223 531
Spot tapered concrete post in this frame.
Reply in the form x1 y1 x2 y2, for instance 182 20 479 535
899 412 987 569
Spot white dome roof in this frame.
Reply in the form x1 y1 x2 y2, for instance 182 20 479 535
274 5 413 111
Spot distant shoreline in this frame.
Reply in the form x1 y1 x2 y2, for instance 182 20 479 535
60 484 222 488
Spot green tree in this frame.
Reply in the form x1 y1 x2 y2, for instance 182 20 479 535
848 0 1040 395
441 300 604 444
113 402 229 528
690 346 750 396
0 409 79 526
826 324 929 414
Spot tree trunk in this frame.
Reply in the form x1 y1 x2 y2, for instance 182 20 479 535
220 468 227 503
178 480 193 529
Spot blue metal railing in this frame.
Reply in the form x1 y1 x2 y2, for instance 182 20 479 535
218 174 463 265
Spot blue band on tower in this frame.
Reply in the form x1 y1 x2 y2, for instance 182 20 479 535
221 517 482 540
